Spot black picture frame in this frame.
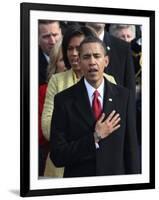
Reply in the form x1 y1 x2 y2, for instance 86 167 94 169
20 2 155 197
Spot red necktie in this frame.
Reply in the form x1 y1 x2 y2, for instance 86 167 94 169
92 90 102 120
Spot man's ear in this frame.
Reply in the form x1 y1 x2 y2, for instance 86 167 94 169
104 55 109 68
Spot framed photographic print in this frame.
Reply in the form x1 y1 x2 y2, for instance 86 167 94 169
20 2 155 197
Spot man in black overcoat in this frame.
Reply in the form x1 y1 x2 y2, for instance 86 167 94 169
50 36 140 177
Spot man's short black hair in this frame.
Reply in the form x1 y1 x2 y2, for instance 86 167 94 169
79 36 107 56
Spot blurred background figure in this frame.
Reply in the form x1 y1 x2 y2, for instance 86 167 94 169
86 22 136 97
39 38 66 176
38 20 62 85
109 23 142 145
47 39 67 78
131 25 142 145
109 24 136 43
86 23 106 40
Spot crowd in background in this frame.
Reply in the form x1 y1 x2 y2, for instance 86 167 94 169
38 20 142 177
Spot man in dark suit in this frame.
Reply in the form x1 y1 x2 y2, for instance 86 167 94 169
86 23 135 96
38 20 62 85
50 36 140 177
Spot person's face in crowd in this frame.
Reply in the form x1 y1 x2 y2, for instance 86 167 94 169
56 49 67 73
39 22 62 55
79 42 109 88
116 27 134 43
87 23 105 36
67 35 84 73
88 23 105 31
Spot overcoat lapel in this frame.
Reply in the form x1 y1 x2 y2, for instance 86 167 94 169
102 79 119 118
73 78 95 128
73 78 119 127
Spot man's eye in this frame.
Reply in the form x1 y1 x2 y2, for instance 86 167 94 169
42 35 50 39
95 55 101 58
53 34 58 37
83 55 90 59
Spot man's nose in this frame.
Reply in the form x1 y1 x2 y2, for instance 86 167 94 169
123 35 129 42
89 55 96 64
124 37 129 42
49 35 56 44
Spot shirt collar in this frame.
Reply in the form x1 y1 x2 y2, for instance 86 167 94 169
84 78 104 102
43 52 50 63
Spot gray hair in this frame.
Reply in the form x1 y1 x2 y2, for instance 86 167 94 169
109 24 136 39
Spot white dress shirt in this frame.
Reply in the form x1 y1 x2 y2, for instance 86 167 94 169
84 78 105 149
43 52 50 63
84 78 104 108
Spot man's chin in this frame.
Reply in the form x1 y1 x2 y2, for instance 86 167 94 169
87 78 98 84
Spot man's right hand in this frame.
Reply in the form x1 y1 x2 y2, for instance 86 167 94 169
94 110 121 141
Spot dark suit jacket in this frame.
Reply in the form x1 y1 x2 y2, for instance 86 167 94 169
50 78 140 177
103 32 136 95
39 47 48 85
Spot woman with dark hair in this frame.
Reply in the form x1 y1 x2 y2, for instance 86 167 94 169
62 25 97 69
42 25 116 177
